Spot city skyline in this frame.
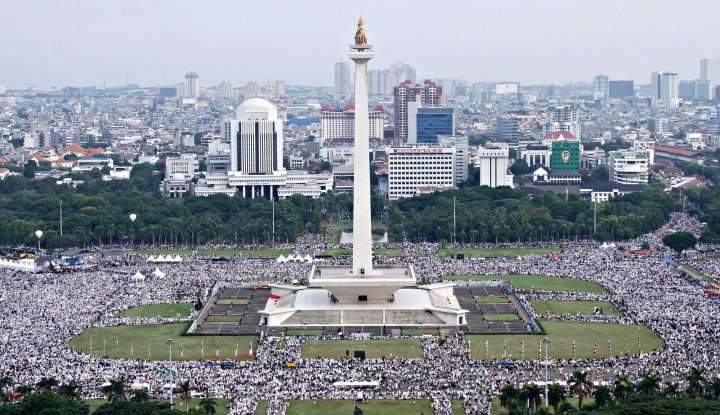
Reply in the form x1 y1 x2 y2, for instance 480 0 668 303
2 0 720 89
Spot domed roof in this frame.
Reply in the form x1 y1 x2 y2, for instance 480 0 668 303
237 98 278 120
171 173 186 181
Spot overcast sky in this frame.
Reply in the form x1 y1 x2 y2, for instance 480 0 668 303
2 0 719 89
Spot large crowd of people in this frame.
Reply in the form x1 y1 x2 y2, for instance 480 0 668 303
1 213 719 414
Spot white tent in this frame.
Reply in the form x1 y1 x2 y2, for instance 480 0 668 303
304 254 313 263
286 254 296 262
172 255 183 262
146 255 156 263
276 254 286 263
152 268 166 279
131 271 145 281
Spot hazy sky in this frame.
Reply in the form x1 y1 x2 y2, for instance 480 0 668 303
2 0 719 89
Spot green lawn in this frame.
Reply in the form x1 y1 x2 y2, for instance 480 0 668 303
255 400 268 415
286 329 324 336
302 339 423 359
476 295 510 304
446 274 606 294
681 264 715 282
324 247 405 257
484 313 520 321
216 299 249 305
532 300 621 317
121 303 193 318
452 400 464 415
438 247 559 258
68 323 256 361
401 327 439 336
285 400 433 415
86 399 230 414
468 321 662 360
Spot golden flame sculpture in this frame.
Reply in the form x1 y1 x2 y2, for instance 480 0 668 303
354 16 368 46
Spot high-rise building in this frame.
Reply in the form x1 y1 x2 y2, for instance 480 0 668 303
609 80 634 98
648 117 668 138
438 135 469 186
320 107 384 143
651 71 679 108
474 143 512 188
543 105 581 140
679 79 711 100
701 58 710 81
184 72 200 98
389 62 416 85
608 150 649 185
226 98 283 174
393 80 442 143
593 74 609 99
387 146 455 200
217 81 233 98
334 61 352 95
407 98 454 144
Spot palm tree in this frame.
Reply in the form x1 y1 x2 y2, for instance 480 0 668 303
58 381 81 400
535 407 552 415
199 398 217 415
131 389 150 402
567 371 592 410
34 377 59 393
592 385 612 408
613 375 633 401
687 367 707 398
103 378 126 402
547 383 566 414
636 372 661 396
662 381 681 399
178 380 192 412
521 383 542 414
708 377 720 400
499 384 521 411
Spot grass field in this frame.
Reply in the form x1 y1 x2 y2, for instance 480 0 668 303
468 321 662 360
437 247 559 258
491 397 593 414
121 303 193 318
484 313 520 321
323 247 405 257
285 400 433 415
452 400 464 415
302 339 423 359
447 274 606 294
68 323 256 361
532 300 621 317
255 400 268 415
86 399 230 414
476 295 510 304
401 327 440 336
216 299 249 305
134 248 289 258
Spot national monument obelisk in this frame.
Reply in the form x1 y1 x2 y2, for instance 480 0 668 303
349 17 376 277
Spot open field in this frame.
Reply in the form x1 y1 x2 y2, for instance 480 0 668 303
401 327 440 336
476 295 510 304
324 219 387 244
532 300 621 317
134 247 289 258
285 329 324 336
255 400 268 415
447 274 606 294
285 400 433 415
121 303 193 318
323 247 406 257
302 339 423 359
68 323 256 361
437 247 559 258
484 313 520 321
468 321 662 360
86 399 230 414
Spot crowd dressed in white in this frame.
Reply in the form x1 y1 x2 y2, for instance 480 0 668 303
0 213 718 414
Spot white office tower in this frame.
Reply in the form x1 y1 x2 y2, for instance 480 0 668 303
438 135 469 186
474 142 513 188
184 72 200 98
227 98 283 174
651 72 679 108
544 105 582 140
387 146 455 200
334 61 352 95
593 74 609 100
609 150 649 185
348 20 375 276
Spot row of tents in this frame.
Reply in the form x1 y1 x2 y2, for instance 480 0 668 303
130 268 167 281
276 254 315 263
145 255 183 263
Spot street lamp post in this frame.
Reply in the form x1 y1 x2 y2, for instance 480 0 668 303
167 338 174 407
34 230 43 251
543 337 550 406
129 213 137 248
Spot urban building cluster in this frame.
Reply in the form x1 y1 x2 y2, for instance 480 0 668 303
1 57 720 204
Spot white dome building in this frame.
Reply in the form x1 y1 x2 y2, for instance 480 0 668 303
236 98 278 121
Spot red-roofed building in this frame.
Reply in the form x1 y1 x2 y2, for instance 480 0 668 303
544 131 577 142
654 145 701 165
